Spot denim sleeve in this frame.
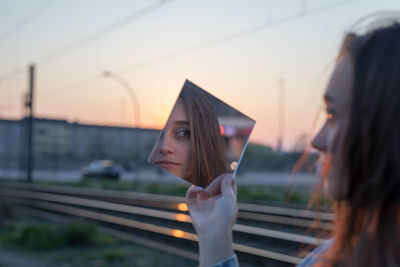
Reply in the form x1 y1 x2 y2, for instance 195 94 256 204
209 254 239 267
297 239 333 267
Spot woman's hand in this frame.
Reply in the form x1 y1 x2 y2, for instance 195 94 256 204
186 173 238 234
186 173 238 266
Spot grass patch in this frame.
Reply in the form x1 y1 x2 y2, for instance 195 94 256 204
28 179 189 197
237 185 332 208
237 186 309 204
39 179 315 205
0 222 118 251
32 244 195 267
0 217 194 267
0 215 194 266
102 249 125 263
0 178 329 206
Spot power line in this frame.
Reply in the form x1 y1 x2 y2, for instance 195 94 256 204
39 75 102 99
0 0 174 83
34 0 357 103
35 0 174 65
0 0 56 42
116 0 358 74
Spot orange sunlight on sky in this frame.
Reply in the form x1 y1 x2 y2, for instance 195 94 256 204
1 0 399 150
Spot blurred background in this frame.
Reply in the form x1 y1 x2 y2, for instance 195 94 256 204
0 0 399 266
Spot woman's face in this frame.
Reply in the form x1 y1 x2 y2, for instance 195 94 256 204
150 99 193 180
311 55 353 199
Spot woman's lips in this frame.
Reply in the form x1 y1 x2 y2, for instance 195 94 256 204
156 161 180 169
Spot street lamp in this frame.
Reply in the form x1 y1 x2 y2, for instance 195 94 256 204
277 78 285 154
102 71 141 128
103 70 142 180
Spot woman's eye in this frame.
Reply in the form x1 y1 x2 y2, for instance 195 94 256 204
326 111 336 124
176 128 190 137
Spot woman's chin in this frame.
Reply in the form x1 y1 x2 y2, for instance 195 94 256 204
325 170 349 201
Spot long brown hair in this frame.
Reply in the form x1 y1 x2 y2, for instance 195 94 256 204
179 80 228 188
317 19 400 266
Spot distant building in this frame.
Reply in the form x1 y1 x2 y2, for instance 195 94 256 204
0 119 23 170
34 118 72 156
0 117 160 170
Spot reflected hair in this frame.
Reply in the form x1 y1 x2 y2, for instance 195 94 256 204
179 81 228 188
316 16 400 267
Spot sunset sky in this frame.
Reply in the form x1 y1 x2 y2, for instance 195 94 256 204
1 0 399 150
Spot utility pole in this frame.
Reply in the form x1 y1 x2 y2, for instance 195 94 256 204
277 79 285 154
26 64 35 182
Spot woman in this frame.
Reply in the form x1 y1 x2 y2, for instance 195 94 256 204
149 80 228 188
186 18 400 266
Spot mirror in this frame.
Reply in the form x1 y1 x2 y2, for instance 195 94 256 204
148 80 255 188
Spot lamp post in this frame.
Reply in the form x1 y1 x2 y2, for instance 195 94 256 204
102 71 141 128
277 78 285 154
103 71 141 180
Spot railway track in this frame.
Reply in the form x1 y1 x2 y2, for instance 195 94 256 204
0 182 333 267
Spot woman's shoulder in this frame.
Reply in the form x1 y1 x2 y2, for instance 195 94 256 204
208 240 333 267
297 239 333 267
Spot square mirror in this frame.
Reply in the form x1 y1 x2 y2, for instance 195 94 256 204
148 80 255 188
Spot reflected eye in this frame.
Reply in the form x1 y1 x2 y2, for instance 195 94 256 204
176 128 190 138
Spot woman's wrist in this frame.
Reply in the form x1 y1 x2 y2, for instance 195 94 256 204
198 227 234 267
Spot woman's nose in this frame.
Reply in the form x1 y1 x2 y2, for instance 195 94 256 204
159 135 174 155
311 123 328 152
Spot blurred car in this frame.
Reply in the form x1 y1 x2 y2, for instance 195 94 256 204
81 160 121 180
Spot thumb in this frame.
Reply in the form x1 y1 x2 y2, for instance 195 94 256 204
220 175 236 199
196 190 210 202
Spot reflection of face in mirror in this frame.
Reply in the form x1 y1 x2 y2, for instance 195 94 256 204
149 83 228 188
149 80 255 188
150 98 194 180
